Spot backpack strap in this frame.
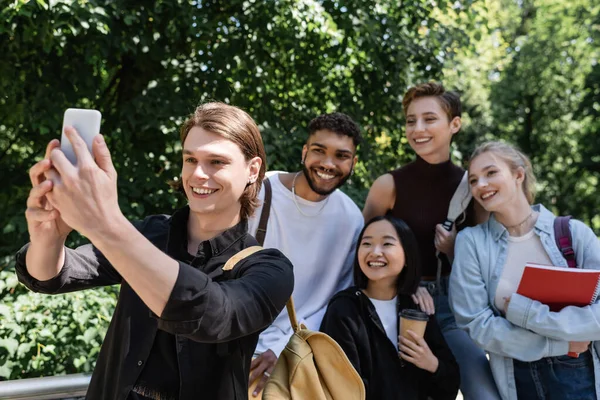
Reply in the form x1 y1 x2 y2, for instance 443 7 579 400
554 216 576 268
254 178 272 246
442 171 473 231
246 177 299 332
222 246 264 271
434 171 472 288
285 296 301 333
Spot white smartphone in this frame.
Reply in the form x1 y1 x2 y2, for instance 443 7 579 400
61 108 102 164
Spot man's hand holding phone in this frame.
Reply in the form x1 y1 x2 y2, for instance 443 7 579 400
26 108 104 242
44 126 123 241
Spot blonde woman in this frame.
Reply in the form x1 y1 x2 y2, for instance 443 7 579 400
450 141 600 399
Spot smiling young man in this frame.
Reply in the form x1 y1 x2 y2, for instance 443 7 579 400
246 112 364 396
15 103 293 400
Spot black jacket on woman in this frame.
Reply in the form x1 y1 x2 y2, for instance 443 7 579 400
320 287 460 400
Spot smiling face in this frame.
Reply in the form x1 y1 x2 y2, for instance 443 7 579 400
357 219 406 287
405 97 461 162
181 126 260 219
468 151 525 213
301 129 357 196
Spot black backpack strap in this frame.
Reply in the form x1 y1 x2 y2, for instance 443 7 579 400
254 178 272 246
554 216 576 268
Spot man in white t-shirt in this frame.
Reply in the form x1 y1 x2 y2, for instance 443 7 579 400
247 113 364 397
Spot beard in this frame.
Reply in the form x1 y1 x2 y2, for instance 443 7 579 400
302 165 352 196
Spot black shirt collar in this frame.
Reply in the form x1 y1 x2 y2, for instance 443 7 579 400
167 206 249 261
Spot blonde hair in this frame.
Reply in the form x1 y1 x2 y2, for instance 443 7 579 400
469 141 537 204
171 102 266 220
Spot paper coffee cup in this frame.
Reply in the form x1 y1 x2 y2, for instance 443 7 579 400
399 309 429 344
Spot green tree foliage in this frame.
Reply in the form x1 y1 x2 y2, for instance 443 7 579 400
0 270 117 379
444 0 600 231
1 0 465 378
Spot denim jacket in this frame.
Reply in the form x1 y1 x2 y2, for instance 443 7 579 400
449 204 600 400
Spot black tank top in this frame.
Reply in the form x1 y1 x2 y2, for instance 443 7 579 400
388 156 476 277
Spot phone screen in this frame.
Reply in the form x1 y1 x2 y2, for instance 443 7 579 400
61 108 102 164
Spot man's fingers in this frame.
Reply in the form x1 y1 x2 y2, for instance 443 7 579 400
45 139 60 159
30 140 61 187
50 148 76 180
43 167 62 187
29 159 53 187
249 360 266 383
253 373 270 397
93 135 116 178
27 181 53 208
26 207 59 222
250 355 263 370
64 126 94 165
250 349 276 396
249 367 264 384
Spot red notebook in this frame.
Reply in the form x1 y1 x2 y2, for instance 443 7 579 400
516 263 600 312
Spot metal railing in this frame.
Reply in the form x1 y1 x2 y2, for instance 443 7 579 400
0 373 90 400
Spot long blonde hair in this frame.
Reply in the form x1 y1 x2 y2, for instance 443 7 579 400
469 141 537 204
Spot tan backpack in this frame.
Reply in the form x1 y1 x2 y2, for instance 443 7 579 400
262 297 365 400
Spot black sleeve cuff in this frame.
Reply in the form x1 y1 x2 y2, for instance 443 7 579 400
15 243 72 294
154 261 210 334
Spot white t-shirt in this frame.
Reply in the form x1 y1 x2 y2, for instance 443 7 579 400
248 172 364 356
370 296 399 348
494 229 553 312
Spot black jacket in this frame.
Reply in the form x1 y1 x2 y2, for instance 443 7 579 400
15 207 294 400
320 287 460 400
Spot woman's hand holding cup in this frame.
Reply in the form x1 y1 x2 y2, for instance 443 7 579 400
399 331 439 373
398 309 437 372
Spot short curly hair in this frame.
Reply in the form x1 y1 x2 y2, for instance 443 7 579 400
308 112 362 147
402 82 461 121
